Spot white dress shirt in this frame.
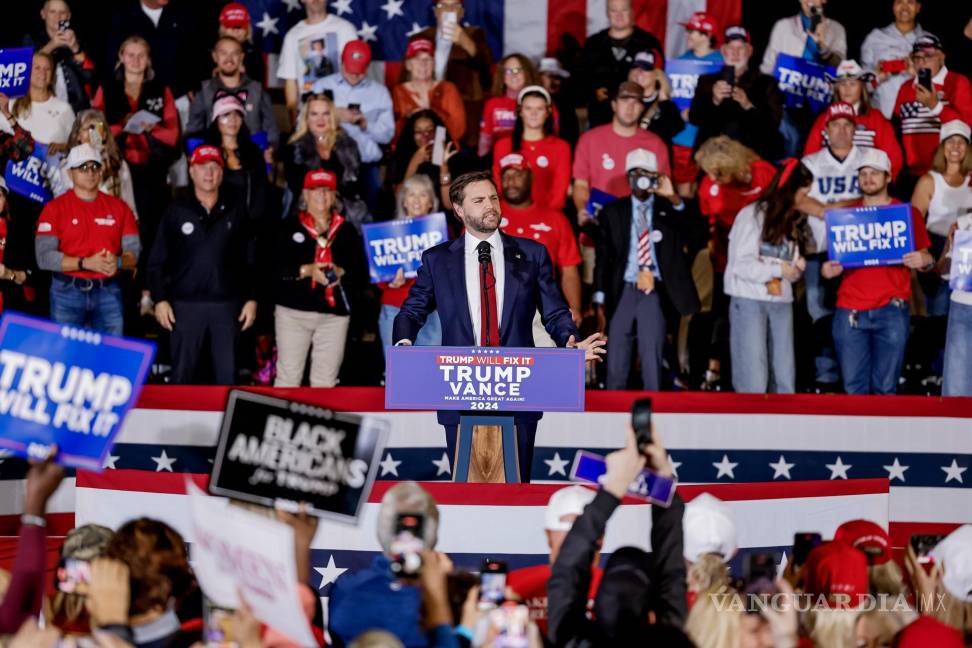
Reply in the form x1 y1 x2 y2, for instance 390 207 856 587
464 230 505 345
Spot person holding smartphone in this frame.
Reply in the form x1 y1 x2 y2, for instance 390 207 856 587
892 34 972 198
272 169 366 387
860 0 929 119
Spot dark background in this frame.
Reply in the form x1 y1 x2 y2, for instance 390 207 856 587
3 0 971 77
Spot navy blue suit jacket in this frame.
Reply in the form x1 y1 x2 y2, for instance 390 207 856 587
392 232 579 425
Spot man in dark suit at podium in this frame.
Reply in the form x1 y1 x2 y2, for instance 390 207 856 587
594 148 701 391
393 171 605 480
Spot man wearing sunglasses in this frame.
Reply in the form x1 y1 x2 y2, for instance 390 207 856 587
35 143 140 335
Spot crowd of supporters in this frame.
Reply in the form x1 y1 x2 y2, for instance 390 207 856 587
0 0 971 396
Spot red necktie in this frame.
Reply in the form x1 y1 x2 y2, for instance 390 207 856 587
477 241 500 346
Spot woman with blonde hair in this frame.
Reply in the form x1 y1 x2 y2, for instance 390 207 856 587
912 120 972 393
376 174 443 355
7 51 75 146
92 35 179 276
283 92 367 227
392 39 466 144
694 136 778 391
59 109 136 214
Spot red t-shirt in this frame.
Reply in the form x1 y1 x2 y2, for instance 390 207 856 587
698 159 778 272
36 191 139 279
507 564 603 637
572 124 672 201
836 200 930 311
493 136 572 211
481 96 561 143
499 202 581 272
380 279 414 308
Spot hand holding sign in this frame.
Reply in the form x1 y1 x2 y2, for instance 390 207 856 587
567 332 606 363
825 203 916 268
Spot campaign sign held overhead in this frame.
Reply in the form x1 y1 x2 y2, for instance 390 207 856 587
826 203 915 268
361 212 449 283
385 346 586 412
0 312 155 471
209 390 387 522
0 48 33 97
773 54 835 113
949 229 972 292
665 59 724 111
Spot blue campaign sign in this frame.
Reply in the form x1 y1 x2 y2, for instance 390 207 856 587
571 450 677 507
385 346 586 412
950 229 972 292
773 53 835 112
825 203 915 268
586 188 617 219
0 48 33 97
4 142 55 204
665 59 724 111
0 312 155 471
361 212 449 283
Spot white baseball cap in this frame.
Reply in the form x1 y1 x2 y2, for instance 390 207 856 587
625 148 658 173
931 525 972 602
66 144 102 169
682 493 738 563
538 57 570 79
856 147 892 174
544 485 596 531
940 119 972 143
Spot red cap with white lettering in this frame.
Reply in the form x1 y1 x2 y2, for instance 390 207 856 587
826 102 856 125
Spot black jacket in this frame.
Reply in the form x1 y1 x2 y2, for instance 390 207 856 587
689 67 785 161
282 132 368 228
547 489 687 647
577 27 665 127
272 213 366 317
594 196 701 320
105 1 208 98
147 193 255 303
23 30 94 113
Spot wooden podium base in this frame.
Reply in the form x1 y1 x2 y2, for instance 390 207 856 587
453 416 520 483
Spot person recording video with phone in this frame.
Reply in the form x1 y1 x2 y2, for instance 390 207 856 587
689 26 785 163
547 423 688 646
593 149 700 391
892 33 972 199
272 169 366 388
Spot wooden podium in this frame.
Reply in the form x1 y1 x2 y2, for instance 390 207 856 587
453 416 520 483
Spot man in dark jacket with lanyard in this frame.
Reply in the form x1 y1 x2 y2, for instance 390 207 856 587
148 145 257 385
547 425 687 646
593 148 701 391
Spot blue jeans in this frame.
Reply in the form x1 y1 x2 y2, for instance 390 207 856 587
729 297 795 393
378 305 441 356
50 276 124 335
804 254 840 384
832 301 910 395
943 301 972 396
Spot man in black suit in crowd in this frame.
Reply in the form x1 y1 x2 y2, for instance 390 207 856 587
593 148 701 391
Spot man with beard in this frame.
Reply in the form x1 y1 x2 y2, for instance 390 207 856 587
822 148 933 394
393 171 604 480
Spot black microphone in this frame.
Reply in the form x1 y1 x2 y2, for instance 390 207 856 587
477 241 491 266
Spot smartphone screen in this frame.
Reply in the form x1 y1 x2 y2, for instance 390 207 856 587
910 534 946 564
431 126 447 166
57 558 91 595
390 513 425 576
479 560 507 608
720 65 736 86
792 532 822 567
203 597 237 647
918 68 933 91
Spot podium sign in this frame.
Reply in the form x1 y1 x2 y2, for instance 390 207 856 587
384 346 586 412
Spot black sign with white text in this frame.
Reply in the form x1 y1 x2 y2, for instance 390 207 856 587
209 390 387 522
